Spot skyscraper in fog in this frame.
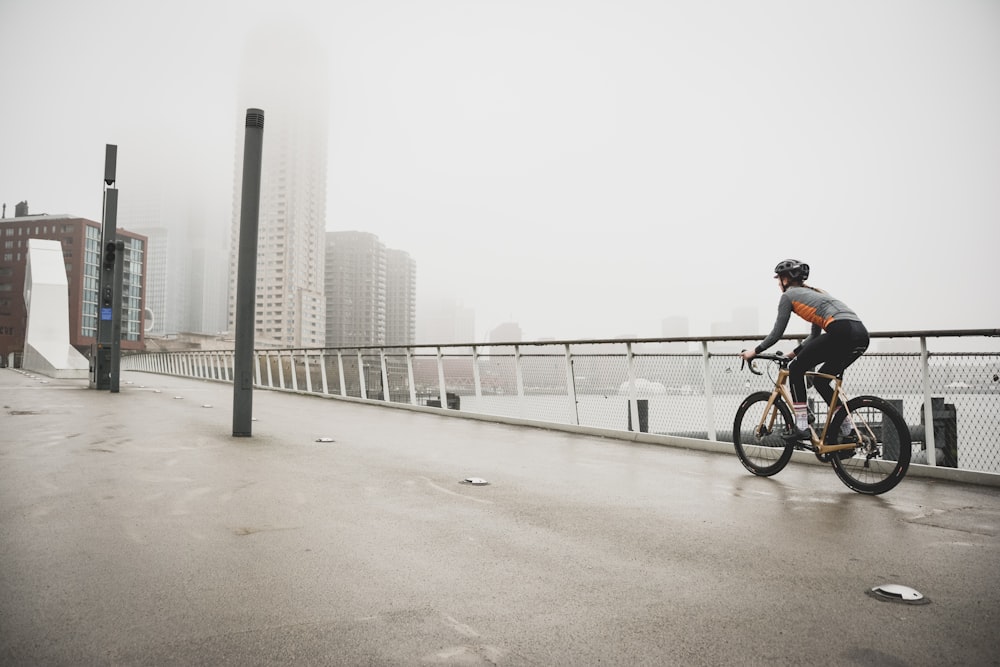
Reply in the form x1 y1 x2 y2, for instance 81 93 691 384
385 249 416 346
324 232 417 347
417 296 475 345
661 315 691 352
228 26 328 347
325 231 385 347
123 180 227 336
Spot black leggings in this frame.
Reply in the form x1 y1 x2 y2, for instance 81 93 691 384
788 319 869 407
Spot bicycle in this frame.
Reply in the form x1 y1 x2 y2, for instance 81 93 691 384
732 352 911 495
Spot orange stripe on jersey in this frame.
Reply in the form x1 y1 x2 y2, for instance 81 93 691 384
792 301 835 330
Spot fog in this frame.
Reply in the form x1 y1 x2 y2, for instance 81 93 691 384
2 0 998 342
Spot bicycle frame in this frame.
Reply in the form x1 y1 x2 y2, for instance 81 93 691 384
759 366 857 455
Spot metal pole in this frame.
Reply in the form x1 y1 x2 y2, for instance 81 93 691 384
627 342 639 432
436 347 447 408
90 146 118 390
380 349 390 402
406 348 417 405
920 337 937 466
701 341 717 441
514 345 525 418
232 108 265 437
565 344 579 426
109 239 125 392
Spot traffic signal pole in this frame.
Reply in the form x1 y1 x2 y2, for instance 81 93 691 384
89 144 119 390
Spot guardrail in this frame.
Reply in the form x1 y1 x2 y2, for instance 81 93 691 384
124 329 1000 476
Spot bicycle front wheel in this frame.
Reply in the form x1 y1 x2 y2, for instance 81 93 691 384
828 395 911 495
733 391 795 476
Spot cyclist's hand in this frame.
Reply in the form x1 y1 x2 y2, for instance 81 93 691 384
739 349 756 362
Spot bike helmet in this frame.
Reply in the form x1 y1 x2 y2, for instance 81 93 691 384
773 259 810 282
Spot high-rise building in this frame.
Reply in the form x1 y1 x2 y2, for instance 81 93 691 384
132 225 171 336
227 27 328 347
660 315 691 353
0 211 146 361
489 322 522 344
324 231 385 347
417 296 475 345
711 307 759 353
385 249 416 346
323 232 418 348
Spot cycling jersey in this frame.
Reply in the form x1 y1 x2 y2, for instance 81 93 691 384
755 286 861 355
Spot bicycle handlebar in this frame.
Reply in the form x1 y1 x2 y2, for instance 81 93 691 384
740 350 789 376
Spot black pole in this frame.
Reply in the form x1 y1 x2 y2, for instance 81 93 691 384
90 156 118 391
109 239 125 392
232 109 265 437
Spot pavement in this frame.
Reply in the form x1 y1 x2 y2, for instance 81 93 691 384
1 368 999 666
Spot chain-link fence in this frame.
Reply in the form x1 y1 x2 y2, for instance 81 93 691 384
124 331 1000 474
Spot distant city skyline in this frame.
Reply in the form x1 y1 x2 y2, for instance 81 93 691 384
2 3 997 343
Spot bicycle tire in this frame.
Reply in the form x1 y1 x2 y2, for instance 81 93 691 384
733 391 795 476
828 395 911 495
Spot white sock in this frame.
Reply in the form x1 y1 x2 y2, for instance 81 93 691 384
793 403 809 430
833 407 853 435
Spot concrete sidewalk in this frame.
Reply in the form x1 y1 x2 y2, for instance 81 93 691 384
1 368 999 666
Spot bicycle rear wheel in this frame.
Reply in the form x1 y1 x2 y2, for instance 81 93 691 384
828 395 911 495
733 391 795 476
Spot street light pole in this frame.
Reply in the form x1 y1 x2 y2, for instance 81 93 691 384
232 109 265 437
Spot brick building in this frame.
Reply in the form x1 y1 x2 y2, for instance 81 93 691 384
0 209 147 364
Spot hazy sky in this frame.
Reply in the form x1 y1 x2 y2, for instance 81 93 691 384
2 0 998 342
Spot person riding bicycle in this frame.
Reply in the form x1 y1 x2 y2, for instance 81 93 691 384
739 259 870 441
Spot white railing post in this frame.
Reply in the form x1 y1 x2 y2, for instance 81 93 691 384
253 352 261 387
406 349 417 405
358 350 367 399
337 351 347 397
627 342 639 432
701 341 717 441
565 344 579 426
303 351 313 393
472 345 483 400
277 351 286 389
921 337 937 466
380 349 390 402
514 345 525 418
265 351 274 388
319 351 329 394
289 351 299 391
436 347 448 408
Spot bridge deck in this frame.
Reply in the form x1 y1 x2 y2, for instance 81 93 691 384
2 369 998 665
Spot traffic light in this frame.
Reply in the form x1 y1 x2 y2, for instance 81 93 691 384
103 241 116 272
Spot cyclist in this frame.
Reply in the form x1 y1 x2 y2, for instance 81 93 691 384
740 259 870 441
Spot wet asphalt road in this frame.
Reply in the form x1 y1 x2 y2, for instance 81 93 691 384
1 369 999 666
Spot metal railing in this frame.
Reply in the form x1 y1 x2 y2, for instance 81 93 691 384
124 329 1000 476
